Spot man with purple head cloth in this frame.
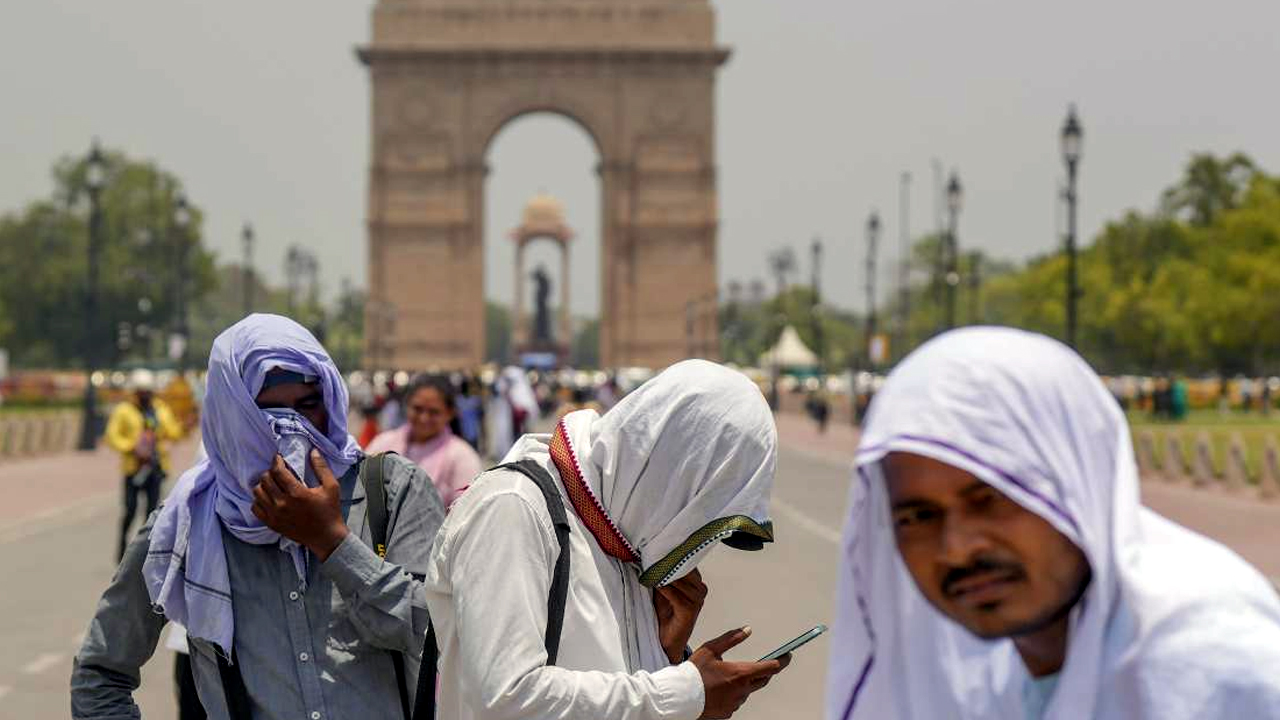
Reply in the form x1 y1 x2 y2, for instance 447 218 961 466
826 327 1280 720
71 314 445 719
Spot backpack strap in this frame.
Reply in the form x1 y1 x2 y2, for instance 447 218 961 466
216 651 252 720
491 459 573 665
359 452 413 720
411 460 573 720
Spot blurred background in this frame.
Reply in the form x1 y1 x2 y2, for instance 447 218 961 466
2 1 1279 717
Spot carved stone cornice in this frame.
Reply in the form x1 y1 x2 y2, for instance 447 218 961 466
357 46 731 70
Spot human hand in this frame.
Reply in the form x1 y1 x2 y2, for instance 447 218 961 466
655 568 708 664
691 627 791 719
251 450 348 560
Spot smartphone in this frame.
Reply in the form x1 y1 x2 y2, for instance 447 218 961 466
758 624 827 661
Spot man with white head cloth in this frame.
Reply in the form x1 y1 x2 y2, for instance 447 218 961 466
825 327 1280 720
425 359 791 720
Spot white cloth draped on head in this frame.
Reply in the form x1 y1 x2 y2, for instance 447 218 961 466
142 314 364 658
825 327 1280 720
561 359 777 588
502 359 777 671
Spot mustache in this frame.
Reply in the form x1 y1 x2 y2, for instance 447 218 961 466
940 555 1026 597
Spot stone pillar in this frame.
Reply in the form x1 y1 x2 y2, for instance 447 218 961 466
560 242 572 348
1136 431 1159 481
1225 433 1250 492
1192 433 1216 487
1262 437 1280 499
514 242 526 350
1163 433 1187 483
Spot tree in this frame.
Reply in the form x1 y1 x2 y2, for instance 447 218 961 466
1160 152 1257 226
571 319 600 368
0 148 215 368
485 302 512 363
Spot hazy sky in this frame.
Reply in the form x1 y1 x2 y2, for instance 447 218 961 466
4 0 1279 317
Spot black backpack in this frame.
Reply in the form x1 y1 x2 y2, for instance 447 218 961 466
218 455 572 720
375 456 573 720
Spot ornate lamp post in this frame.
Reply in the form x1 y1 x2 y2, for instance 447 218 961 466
172 194 192 371
78 141 107 451
944 172 963 330
242 222 255 316
865 212 881 366
1061 105 1083 349
810 237 824 372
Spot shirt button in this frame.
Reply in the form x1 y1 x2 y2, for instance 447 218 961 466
310 713 321 720
299 652 309 662
289 591 300 601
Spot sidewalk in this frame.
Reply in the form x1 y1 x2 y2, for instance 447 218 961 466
0 439 199 542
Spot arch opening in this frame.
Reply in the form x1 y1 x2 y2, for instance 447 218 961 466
483 112 603 367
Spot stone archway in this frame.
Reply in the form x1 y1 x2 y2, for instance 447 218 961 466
359 0 727 370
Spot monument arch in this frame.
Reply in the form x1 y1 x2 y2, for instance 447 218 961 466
359 0 727 369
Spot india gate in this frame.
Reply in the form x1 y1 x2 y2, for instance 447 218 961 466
359 0 727 369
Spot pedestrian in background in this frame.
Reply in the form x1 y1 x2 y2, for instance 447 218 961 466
104 369 182 560
455 375 486 453
366 374 483 510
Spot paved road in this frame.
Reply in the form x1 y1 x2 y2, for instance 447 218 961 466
3 414 1278 719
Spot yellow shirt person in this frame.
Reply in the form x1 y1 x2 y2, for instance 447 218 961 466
104 380 183 477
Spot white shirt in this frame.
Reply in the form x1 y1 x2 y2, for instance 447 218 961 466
424 466 706 720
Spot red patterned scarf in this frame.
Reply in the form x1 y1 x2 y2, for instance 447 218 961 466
548 420 640 563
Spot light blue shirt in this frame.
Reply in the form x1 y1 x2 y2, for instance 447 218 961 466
1022 672 1060 720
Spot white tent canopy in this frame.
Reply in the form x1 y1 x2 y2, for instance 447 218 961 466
759 325 819 369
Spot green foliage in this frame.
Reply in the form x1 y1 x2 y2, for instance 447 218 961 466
720 285 865 369
485 302 512 363
571 318 600 368
893 153 1280 375
0 148 215 368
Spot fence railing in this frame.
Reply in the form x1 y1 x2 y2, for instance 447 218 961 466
0 411 84 460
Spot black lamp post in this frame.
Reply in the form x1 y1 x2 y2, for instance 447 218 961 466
172 194 192 371
242 222 255 317
1061 105 1083 349
78 141 107 451
810 237 824 372
865 211 881 366
944 172 963 330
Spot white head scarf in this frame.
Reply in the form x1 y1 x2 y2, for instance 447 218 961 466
825 327 1280 720
561 359 777 586
505 359 777 671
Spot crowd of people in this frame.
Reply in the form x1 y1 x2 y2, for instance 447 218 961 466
70 313 1280 720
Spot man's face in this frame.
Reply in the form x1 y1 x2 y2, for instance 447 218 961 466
255 382 328 436
883 452 1090 640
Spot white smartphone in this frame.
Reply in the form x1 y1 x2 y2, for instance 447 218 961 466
758 624 828 661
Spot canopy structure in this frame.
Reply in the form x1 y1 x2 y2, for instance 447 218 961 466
759 325 819 369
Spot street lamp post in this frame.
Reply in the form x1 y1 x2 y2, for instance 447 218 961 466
172 194 192 372
897 172 911 358
810 237 824 372
944 172 963 330
1061 105 1083 349
865 212 881 367
242 222 255 316
77 140 107 451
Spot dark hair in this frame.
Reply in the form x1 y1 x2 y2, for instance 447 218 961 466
406 374 462 436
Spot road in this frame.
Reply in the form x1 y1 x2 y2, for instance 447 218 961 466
3 414 1279 719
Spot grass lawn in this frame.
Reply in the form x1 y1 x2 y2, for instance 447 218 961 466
1129 410 1280 484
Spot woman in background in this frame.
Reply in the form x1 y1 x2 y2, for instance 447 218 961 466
366 374 482 509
